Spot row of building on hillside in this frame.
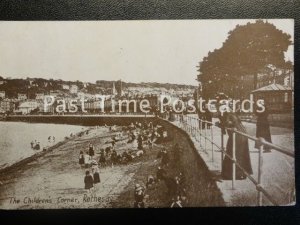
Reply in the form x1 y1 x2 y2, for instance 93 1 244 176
0 93 161 115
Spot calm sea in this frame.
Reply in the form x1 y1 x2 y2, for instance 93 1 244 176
0 122 85 169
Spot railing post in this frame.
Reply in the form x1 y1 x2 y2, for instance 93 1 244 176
232 130 236 190
211 125 214 162
197 118 200 142
257 138 264 206
186 116 189 132
191 117 193 135
193 118 197 139
186 116 188 132
190 117 192 135
188 116 190 133
204 122 207 150
221 129 224 169
200 119 202 147
191 117 194 136
194 118 198 142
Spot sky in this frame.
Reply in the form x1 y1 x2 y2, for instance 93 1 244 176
0 19 294 85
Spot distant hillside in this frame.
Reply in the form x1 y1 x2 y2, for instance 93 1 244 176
0 76 197 98
96 80 196 90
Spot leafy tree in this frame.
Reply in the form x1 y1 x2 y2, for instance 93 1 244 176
197 20 293 99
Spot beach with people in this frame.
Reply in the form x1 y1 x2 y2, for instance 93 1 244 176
0 122 85 170
0 120 224 209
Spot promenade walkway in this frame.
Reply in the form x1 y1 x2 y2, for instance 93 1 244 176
171 114 294 206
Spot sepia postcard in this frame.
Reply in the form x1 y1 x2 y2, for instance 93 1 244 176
0 19 294 209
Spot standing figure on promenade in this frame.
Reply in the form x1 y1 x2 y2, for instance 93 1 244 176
204 105 213 129
255 105 272 153
219 111 253 180
84 170 94 192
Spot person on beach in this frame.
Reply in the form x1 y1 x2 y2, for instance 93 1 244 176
84 151 90 168
99 149 106 167
134 184 145 208
84 170 94 192
88 143 94 158
137 134 143 150
30 141 34 149
157 148 169 166
170 196 183 208
146 175 155 189
255 105 272 153
111 138 116 149
148 138 153 150
34 142 41 150
110 149 118 167
156 166 167 182
92 168 100 189
79 151 85 167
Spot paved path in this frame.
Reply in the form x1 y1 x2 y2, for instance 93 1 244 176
172 117 294 206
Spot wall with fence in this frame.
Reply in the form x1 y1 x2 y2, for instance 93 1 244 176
171 113 295 206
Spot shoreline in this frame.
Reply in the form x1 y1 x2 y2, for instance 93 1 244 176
0 119 224 209
0 128 90 176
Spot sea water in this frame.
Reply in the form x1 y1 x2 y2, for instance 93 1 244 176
0 121 85 168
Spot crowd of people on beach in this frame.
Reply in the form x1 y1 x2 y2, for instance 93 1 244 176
78 121 188 208
30 135 56 151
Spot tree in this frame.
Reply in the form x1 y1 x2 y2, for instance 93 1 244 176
197 20 293 99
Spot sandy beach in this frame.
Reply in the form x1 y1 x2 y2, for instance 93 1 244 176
0 120 224 209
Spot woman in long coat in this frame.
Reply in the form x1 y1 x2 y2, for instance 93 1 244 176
255 107 272 152
93 168 101 185
220 112 253 180
84 171 94 190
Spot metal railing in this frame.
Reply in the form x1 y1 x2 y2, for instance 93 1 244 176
173 113 294 206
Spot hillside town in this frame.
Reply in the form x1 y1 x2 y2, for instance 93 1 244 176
0 77 196 115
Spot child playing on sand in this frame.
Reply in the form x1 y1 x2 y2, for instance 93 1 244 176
79 151 85 168
84 151 90 168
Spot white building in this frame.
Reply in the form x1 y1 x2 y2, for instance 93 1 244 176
18 93 27 101
18 100 38 114
62 84 70 90
35 93 45 100
0 91 5 99
0 99 15 113
49 91 60 98
70 85 78 94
